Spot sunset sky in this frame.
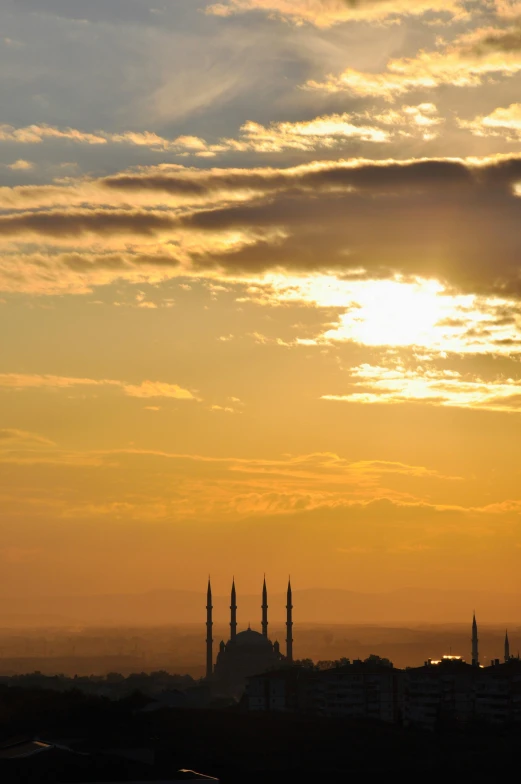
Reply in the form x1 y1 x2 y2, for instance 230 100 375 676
2 0 521 608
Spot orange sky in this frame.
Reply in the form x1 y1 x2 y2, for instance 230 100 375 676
1 0 521 612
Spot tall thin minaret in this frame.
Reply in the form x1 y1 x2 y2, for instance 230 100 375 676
472 612 479 667
505 630 510 663
230 578 237 642
286 578 293 663
262 576 268 638
206 578 213 680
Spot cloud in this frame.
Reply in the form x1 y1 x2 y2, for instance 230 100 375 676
305 26 521 97
0 428 55 447
347 459 459 479
3 154 521 298
0 209 177 239
5 159 34 171
322 363 521 412
116 114 392 156
0 443 457 522
210 395 244 413
313 278 521 355
495 0 521 20
0 124 218 154
0 123 204 152
0 104 444 164
205 0 466 27
123 381 197 400
0 113 403 158
0 250 183 295
459 102 521 139
468 24 521 54
0 373 197 400
164 106 442 155
224 114 391 150
0 124 107 145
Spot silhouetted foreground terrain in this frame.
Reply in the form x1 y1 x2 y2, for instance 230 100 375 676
1 686 521 781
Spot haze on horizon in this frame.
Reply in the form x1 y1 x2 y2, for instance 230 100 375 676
2 0 521 613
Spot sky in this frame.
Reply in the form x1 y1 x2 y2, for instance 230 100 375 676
2 0 521 611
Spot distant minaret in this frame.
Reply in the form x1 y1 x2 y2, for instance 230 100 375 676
472 612 479 667
262 576 268 638
206 578 213 680
505 630 510 663
230 578 237 642
286 578 293 663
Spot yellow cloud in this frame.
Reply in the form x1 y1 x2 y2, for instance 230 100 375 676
0 445 455 518
237 115 390 149
6 159 34 171
0 373 197 400
0 106 448 160
323 363 521 412
123 381 197 400
0 124 107 144
495 0 521 19
306 28 521 97
206 0 465 27
2 153 521 299
0 428 55 447
0 115 392 157
259 276 521 357
459 102 521 138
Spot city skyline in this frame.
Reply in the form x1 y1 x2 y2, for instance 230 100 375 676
205 586 513 674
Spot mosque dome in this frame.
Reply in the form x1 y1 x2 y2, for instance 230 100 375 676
235 628 271 647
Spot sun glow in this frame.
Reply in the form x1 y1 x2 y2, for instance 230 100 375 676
327 279 449 348
261 275 520 355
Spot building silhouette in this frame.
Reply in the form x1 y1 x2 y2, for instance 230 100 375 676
206 578 213 681
247 618 521 728
472 612 479 666
205 577 293 697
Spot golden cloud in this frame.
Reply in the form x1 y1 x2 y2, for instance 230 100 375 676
123 381 197 400
0 428 55 447
322 363 521 412
232 115 390 150
0 115 393 159
205 0 466 27
306 26 521 97
0 124 107 145
495 0 521 20
6 159 34 171
0 105 447 162
2 154 521 300
0 373 197 400
0 445 457 519
459 102 521 138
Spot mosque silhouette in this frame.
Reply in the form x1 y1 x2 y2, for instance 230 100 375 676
205 577 293 696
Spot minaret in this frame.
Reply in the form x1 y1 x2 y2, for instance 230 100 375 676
230 578 237 642
262 576 268 638
505 630 510 663
206 578 213 680
472 612 479 667
286 578 293 663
